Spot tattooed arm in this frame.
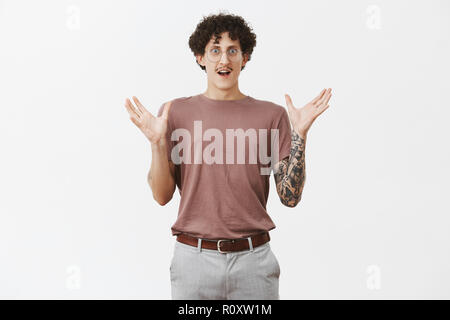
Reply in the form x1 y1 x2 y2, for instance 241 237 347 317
273 129 306 207
273 88 332 207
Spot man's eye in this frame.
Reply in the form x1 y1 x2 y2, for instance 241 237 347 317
229 49 237 54
211 49 220 53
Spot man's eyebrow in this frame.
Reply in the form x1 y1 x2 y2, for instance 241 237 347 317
210 44 239 49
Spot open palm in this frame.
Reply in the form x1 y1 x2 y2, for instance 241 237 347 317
125 96 173 144
285 88 332 136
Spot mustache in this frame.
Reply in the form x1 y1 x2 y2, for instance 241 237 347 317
216 67 233 72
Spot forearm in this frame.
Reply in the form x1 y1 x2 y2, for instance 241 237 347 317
148 140 175 205
274 130 306 207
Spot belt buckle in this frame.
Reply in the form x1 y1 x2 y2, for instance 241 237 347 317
217 239 233 253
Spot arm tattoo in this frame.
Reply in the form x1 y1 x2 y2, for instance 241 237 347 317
273 130 306 207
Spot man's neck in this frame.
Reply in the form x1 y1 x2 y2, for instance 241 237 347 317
203 86 247 101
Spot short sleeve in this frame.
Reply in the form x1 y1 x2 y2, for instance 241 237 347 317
157 102 174 162
273 107 292 164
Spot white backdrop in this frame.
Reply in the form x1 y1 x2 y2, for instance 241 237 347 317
1 0 449 299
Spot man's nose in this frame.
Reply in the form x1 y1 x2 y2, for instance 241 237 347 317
219 51 230 64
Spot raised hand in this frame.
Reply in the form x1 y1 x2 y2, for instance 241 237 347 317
124 96 173 145
284 88 332 137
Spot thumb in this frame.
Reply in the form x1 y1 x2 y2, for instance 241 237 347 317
161 100 173 120
284 93 296 116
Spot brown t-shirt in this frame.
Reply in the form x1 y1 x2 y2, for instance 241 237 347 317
157 93 292 240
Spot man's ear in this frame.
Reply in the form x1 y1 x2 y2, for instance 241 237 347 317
196 54 205 68
241 53 249 68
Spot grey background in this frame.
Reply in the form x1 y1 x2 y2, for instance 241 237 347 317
0 0 449 299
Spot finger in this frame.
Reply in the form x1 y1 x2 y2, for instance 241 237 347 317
314 88 330 106
160 100 173 120
131 99 143 117
310 88 326 105
316 104 330 118
132 96 146 115
125 98 140 118
316 88 332 107
284 94 296 114
125 98 140 117
321 89 332 107
127 109 141 125
130 116 141 128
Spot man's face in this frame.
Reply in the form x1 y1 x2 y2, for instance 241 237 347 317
196 32 248 90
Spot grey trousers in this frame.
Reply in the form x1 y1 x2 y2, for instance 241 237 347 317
169 238 281 300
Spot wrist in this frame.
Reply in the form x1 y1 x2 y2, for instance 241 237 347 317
151 138 167 150
293 128 307 140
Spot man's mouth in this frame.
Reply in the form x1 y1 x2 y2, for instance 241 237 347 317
217 69 232 78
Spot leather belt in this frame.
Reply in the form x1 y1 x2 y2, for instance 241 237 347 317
176 232 270 253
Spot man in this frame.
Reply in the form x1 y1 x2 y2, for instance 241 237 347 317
124 13 332 300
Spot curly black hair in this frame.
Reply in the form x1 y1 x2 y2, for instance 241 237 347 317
188 12 257 72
